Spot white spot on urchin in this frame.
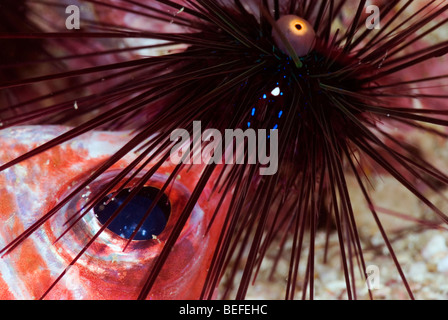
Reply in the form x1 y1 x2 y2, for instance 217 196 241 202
271 87 281 96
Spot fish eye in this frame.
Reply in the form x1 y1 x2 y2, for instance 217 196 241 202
51 170 197 253
94 186 171 241
34 167 222 299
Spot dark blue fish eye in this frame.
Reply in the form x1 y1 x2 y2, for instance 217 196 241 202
94 187 171 241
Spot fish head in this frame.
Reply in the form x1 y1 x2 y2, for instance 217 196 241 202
0 125 229 299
